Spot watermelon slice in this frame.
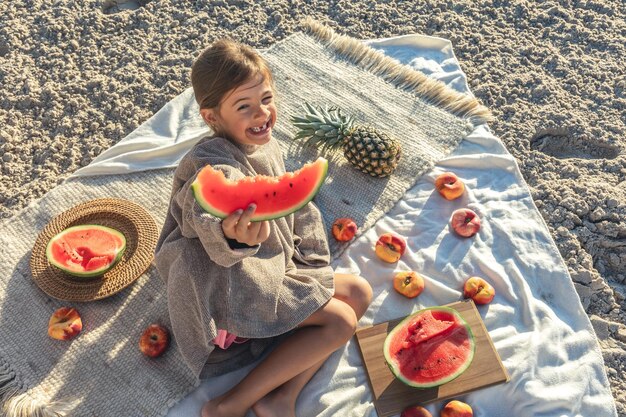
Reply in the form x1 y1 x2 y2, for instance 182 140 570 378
46 224 126 278
383 307 475 388
192 157 328 222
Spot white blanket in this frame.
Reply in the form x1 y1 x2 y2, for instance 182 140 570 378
73 35 616 417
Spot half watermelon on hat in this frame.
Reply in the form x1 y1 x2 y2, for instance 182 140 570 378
46 224 126 278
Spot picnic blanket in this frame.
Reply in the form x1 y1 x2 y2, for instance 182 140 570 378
0 23 616 417
165 37 618 417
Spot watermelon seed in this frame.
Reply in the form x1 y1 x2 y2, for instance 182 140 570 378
273 191 277 196
289 183 293 187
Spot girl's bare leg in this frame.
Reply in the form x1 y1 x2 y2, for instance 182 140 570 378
201 295 358 417
252 273 373 417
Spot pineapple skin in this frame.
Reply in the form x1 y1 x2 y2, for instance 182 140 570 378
342 126 401 178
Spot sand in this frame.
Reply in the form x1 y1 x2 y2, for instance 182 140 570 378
1 0 625 413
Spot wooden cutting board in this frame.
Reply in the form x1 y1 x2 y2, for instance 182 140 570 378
355 299 509 417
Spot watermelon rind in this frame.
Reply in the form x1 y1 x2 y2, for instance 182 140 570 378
191 157 328 222
383 306 476 389
46 224 127 278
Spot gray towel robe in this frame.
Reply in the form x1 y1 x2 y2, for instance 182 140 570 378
155 136 335 379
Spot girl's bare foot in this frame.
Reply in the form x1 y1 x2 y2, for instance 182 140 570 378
252 388 296 417
201 394 247 417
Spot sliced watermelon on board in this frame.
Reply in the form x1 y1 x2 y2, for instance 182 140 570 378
46 224 126 278
192 157 328 222
383 306 475 389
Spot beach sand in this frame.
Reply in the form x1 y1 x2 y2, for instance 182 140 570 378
1 0 624 413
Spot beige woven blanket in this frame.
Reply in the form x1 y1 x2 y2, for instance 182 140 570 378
0 21 488 416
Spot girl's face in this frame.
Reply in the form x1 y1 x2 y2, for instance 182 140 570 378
201 74 276 147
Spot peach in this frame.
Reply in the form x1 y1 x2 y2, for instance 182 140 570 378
393 271 425 299
375 233 406 263
139 324 170 358
440 400 473 417
402 405 432 417
435 172 465 200
332 217 358 242
463 276 495 305
450 208 481 238
48 307 83 341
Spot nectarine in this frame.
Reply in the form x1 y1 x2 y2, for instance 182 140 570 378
393 271 425 299
440 400 473 417
463 276 495 305
332 218 357 242
375 233 406 263
435 172 465 200
402 405 432 417
139 324 170 358
450 209 481 238
48 307 82 341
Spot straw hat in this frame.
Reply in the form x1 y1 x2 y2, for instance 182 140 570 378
30 198 159 302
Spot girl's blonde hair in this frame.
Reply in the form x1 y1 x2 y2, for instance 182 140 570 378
191 39 274 111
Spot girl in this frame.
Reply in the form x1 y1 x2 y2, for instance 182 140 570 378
154 39 373 417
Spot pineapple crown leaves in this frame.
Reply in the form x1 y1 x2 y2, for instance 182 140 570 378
291 102 356 152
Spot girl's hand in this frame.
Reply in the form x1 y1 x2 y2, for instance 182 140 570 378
221 204 270 246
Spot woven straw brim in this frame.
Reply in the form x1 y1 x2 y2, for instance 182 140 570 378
30 198 158 302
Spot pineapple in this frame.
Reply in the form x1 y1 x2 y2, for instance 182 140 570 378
291 103 401 178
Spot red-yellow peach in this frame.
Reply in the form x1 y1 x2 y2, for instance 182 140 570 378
139 324 170 358
332 218 358 242
463 276 495 305
402 405 432 417
450 208 481 238
440 400 473 417
48 307 83 341
375 233 406 263
435 172 465 200
393 271 425 299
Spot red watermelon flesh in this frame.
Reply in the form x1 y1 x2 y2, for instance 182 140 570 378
383 307 475 388
191 157 328 222
402 309 457 348
46 225 126 278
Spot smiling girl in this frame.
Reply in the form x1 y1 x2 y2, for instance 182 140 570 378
154 40 372 417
